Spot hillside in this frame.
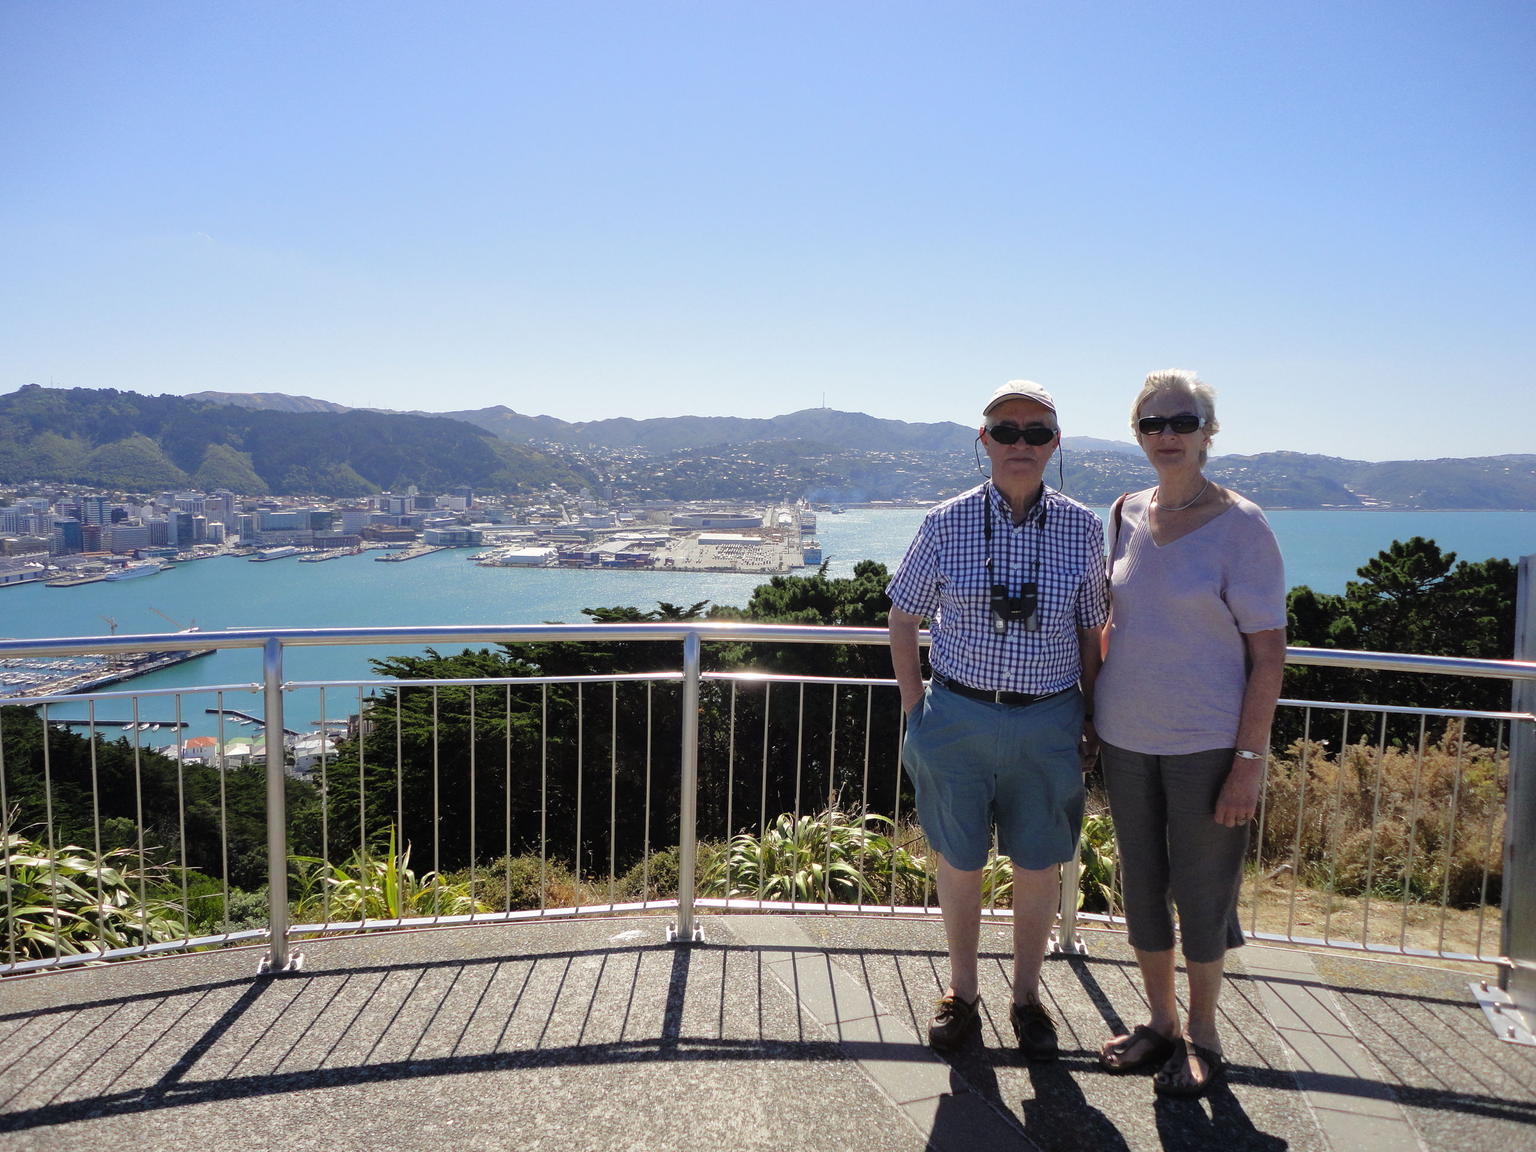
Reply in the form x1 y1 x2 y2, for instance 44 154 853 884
14 386 1536 508
0 386 591 497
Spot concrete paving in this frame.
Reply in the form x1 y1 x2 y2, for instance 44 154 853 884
1 913 1532 1151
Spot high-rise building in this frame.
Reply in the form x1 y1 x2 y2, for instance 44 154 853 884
52 519 84 554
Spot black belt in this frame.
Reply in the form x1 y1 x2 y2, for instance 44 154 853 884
934 674 1068 708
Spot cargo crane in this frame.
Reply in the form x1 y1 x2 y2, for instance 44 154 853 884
148 606 196 631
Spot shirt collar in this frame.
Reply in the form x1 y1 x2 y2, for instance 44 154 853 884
985 482 1051 528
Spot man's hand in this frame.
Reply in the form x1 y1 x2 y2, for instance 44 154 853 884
1079 719 1100 773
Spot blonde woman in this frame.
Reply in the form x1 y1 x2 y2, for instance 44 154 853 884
1093 370 1287 1097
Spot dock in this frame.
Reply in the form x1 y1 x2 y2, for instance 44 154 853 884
374 546 446 562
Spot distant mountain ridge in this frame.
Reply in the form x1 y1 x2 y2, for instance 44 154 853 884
24 387 1536 509
0 386 590 497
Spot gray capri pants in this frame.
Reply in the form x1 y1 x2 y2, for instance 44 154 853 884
1099 741 1248 963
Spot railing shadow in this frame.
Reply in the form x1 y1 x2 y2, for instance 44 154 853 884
2 924 1532 1146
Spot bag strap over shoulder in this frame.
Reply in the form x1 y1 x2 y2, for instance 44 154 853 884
1106 492 1129 580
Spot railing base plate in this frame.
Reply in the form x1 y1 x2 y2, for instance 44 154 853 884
667 922 705 944
1470 979 1536 1046
258 951 306 976
1048 931 1088 956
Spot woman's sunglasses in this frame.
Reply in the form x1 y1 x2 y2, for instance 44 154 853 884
1137 414 1206 436
986 423 1058 446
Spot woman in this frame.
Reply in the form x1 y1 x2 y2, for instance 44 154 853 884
1092 369 1287 1097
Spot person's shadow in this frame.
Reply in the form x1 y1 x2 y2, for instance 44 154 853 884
1153 1081 1289 1151
1017 1059 1132 1152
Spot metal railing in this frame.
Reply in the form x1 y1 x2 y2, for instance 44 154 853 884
2 622 1533 992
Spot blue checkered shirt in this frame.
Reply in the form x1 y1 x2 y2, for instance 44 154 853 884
887 483 1109 695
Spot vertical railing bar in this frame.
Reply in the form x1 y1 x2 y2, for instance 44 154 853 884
793 683 805 821
216 692 231 936
504 683 513 916
1473 721 1507 959
431 686 441 883
758 682 771 909
724 683 737 906
174 693 190 947
540 684 549 913
394 687 404 860
469 684 479 925
1437 719 1468 957
130 698 146 953
318 685 330 928
1249 704 1273 940
87 698 104 940
575 683 584 914
1361 711 1390 951
1322 710 1351 944
263 637 291 974
894 698 912 913
40 701 62 955
642 681 653 905
1285 708 1313 941
0 697 13 965
857 686 872 913
355 686 367 865
1399 714 1429 952
608 682 617 909
824 683 837 912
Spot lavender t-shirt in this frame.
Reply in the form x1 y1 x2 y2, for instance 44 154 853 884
1095 490 1287 756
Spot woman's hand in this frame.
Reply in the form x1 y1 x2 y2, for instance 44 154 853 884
1214 758 1264 826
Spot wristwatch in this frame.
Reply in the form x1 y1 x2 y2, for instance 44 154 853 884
1234 749 1264 761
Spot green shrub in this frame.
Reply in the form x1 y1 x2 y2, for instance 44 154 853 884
1 823 190 959
701 809 929 904
289 827 488 923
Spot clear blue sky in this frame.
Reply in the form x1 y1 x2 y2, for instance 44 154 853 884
3 2 1531 461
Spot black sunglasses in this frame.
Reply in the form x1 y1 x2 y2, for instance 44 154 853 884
986 423 1057 446
1137 414 1206 436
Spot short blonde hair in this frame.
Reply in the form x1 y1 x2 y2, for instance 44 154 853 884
1132 369 1219 462
1131 369 1219 433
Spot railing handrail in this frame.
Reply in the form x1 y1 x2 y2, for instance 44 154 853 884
5 624 1536 684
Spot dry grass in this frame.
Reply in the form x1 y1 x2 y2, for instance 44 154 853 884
1237 873 1504 970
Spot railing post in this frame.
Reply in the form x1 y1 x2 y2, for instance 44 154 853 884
1053 836 1086 954
259 637 300 974
671 631 703 943
1500 554 1536 1035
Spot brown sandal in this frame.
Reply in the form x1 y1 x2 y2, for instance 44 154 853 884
1153 1037 1227 1097
1098 1024 1176 1073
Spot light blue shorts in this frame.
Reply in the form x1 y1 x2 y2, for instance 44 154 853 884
901 678 1085 872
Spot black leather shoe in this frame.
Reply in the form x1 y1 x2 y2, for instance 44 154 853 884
1010 1000 1058 1061
928 993 981 1051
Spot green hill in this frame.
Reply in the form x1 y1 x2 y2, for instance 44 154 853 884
0 386 592 497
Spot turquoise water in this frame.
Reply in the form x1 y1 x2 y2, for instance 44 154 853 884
6 508 1533 737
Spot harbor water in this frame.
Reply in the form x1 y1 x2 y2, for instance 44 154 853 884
4 507 1533 739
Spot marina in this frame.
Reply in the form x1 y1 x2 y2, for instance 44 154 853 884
0 645 215 699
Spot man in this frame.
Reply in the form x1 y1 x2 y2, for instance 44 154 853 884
887 379 1108 1059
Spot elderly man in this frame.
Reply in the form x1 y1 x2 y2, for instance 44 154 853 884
887 379 1108 1059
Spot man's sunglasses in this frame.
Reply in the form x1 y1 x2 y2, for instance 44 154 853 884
986 423 1057 446
1137 414 1206 436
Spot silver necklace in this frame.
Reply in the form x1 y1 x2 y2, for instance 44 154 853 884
1153 478 1209 512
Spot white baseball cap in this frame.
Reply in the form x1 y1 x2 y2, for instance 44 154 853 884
983 380 1056 417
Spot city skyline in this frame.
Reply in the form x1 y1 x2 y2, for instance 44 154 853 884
3 3 1532 462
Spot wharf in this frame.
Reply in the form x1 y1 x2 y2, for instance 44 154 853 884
44 572 109 587
374 546 447 562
